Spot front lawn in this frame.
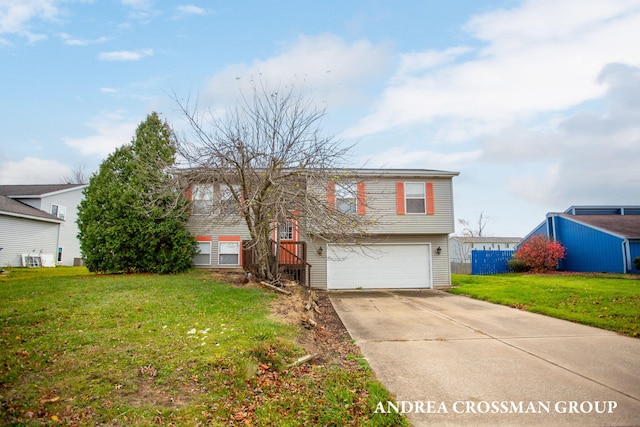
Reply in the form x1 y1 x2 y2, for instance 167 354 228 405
450 273 640 337
0 267 406 426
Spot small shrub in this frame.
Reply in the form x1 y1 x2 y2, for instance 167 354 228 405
513 235 566 273
508 258 530 273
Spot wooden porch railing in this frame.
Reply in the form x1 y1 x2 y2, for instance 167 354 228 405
242 240 311 287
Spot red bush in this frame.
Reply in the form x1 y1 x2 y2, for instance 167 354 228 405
513 235 566 273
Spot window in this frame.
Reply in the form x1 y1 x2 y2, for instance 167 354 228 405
192 184 214 215
194 241 212 265
335 182 357 214
57 247 63 263
279 221 293 240
405 182 426 214
219 185 241 214
218 241 240 265
51 204 66 220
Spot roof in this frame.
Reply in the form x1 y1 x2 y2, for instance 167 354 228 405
0 184 86 197
179 167 460 179
451 236 522 243
0 195 62 222
562 213 640 239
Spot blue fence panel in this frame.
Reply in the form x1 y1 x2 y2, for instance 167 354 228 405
472 250 515 275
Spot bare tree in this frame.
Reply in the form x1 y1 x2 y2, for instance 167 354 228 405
61 164 91 184
175 83 376 281
458 211 489 237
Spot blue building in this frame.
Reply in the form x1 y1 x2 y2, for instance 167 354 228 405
521 206 640 274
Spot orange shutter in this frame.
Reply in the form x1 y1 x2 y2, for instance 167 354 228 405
327 181 336 209
184 185 193 214
357 182 366 215
426 182 435 215
396 182 405 215
183 185 192 201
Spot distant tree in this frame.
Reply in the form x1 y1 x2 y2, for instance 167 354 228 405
512 235 566 273
62 164 91 184
458 212 488 237
77 112 198 274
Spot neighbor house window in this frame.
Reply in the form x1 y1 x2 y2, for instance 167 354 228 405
335 182 357 214
404 182 426 214
51 204 66 220
218 239 240 265
192 184 214 215
194 237 212 265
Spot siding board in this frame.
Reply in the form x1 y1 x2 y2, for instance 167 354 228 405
0 216 59 267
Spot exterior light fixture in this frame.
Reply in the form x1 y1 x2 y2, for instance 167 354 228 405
436 246 442 255
317 247 324 256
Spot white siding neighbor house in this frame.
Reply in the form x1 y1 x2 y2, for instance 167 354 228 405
184 168 459 290
0 184 86 267
449 236 522 264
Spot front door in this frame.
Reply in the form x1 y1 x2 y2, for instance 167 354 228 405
275 220 298 264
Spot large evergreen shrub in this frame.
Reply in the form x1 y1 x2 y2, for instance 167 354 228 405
77 112 197 273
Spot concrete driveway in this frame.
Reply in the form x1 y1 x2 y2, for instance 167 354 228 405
329 290 640 426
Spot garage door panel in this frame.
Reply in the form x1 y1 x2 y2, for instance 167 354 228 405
327 244 431 289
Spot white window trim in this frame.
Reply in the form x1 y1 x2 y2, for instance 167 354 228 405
192 184 214 216
404 182 426 215
335 182 357 214
218 240 240 266
51 203 67 220
194 241 212 266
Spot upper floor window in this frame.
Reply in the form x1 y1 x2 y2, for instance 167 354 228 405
219 185 240 214
192 184 214 215
327 181 366 215
405 182 426 214
50 204 66 220
336 182 357 214
396 182 434 215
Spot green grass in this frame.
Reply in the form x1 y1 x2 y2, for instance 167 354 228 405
450 273 640 337
1 267 406 426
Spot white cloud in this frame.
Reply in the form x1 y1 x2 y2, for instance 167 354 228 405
362 146 481 170
59 32 109 46
174 5 206 17
0 0 59 42
97 48 153 61
344 0 640 140
63 112 138 157
205 34 391 109
490 63 640 206
0 157 71 184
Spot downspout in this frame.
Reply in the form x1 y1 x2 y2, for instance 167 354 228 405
622 239 630 274
547 214 557 241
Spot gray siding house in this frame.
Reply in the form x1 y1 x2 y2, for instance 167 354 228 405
0 184 86 267
185 169 459 290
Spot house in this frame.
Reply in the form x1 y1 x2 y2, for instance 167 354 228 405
185 168 459 290
521 206 640 274
449 236 522 263
0 184 87 267
449 236 522 274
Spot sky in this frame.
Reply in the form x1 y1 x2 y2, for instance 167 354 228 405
1 0 639 237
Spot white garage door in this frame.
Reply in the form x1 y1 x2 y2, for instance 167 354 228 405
327 244 432 290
